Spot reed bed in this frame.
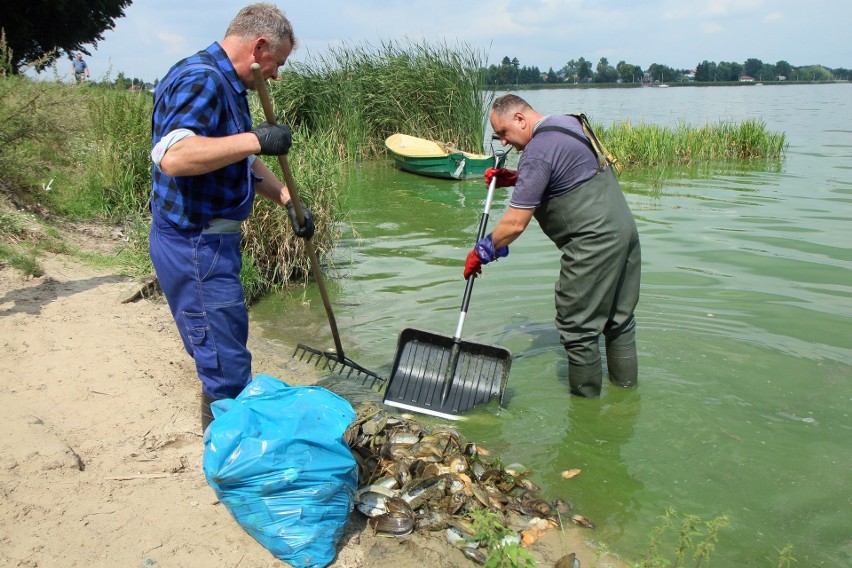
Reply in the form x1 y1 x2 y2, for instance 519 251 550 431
243 39 491 295
241 120 344 300
270 39 492 158
599 119 787 168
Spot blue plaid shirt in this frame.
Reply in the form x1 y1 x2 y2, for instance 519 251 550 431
151 43 257 230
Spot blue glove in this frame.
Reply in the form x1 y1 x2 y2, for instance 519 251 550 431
474 233 509 264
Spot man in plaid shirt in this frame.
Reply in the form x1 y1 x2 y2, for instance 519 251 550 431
150 3 313 430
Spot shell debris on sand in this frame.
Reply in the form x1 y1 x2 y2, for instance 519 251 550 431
346 404 595 562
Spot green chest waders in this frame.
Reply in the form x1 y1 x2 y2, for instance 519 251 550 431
534 167 641 397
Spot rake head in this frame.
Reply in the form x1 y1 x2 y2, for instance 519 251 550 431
293 343 386 389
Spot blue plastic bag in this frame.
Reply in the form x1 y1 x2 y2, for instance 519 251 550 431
202 374 357 568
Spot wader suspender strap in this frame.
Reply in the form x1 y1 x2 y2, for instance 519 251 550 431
534 124 605 172
534 114 621 173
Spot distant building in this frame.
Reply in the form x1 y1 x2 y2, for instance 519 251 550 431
739 75 756 82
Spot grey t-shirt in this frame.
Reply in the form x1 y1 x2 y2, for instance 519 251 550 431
509 115 600 209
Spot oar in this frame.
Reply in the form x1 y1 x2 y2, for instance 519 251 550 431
250 63 383 386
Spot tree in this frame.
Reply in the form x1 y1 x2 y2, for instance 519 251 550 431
695 60 716 82
562 59 580 82
758 62 776 81
775 60 792 80
646 63 676 83
593 57 618 83
3 0 132 72
796 65 832 81
616 61 642 83
576 57 592 82
517 65 543 84
546 67 558 83
715 61 743 81
743 58 763 77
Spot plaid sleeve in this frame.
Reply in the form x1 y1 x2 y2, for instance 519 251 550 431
156 69 229 140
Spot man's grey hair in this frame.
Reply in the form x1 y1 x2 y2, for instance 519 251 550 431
492 94 532 116
226 3 296 50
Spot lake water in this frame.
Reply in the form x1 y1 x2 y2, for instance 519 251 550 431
252 84 851 566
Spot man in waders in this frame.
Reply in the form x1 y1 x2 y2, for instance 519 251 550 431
463 94 641 397
149 3 314 431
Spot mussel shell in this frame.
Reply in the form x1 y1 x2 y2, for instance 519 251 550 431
391 458 412 486
421 462 450 479
355 484 397 517
518 497 552 518
448 454 468 473
369 511 414 536
407 439 445 462
415 509 452 531
517 477 541 492
552 497 572 516
380 442 411 461
478 467 503 483
361 414 389 436
401 473 449 510
504 463 529 477
444 491 467 515
571 514 596 529
470 483 491 508
389 432 420 446
554 553 580 568
384 496 413 516
445 526 478 549
484 485 509 510
462 547 489 565
372 475 400 490
447 475 467 495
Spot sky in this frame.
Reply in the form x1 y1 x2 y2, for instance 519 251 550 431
48 0 850 84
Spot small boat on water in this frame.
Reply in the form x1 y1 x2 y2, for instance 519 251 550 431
384 133 492 180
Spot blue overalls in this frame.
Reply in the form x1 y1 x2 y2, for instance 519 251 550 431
149 60 255 401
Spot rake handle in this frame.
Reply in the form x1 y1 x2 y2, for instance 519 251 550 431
251 63 346 361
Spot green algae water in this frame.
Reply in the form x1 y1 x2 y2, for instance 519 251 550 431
251 84 851 566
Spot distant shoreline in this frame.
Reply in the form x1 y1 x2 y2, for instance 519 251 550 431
493 80 850 91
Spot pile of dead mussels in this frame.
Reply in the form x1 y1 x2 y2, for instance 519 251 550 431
344 404 593 565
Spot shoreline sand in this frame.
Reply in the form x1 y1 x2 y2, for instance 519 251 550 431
0 222 628 567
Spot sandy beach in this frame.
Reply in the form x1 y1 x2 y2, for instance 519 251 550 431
0 221 628 567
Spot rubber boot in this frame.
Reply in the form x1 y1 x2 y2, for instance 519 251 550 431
201 393 217 432
568 359 603 398
606 336 638 388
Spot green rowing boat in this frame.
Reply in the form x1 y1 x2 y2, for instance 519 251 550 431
384 133 492 180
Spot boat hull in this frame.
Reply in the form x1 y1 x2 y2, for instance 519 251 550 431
385 133 492 180
391 154 492 180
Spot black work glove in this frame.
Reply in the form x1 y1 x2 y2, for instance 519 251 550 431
285 200 315 240
252 122 292 156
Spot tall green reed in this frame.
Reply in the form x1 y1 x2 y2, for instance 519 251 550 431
242 39 490 295
271 39 492 158
84 89 153 220
599 119 787 168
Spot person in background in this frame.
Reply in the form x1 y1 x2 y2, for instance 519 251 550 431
71 53 90 83
464 94 641 398
149 3 314 430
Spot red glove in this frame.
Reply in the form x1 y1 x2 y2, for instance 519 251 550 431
464 248 482 280
484 167 518 188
